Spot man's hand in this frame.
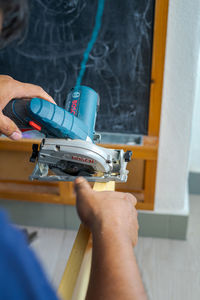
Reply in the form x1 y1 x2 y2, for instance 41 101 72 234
74 177 139 247
0 75 55 140
74 178 147 300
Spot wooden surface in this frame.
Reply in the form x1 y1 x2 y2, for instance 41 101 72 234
0 136 158 160
0 137 152 209
0 142 156 210
70 234 92 300
58 224 91 300
0 138 41 151
144 161 157 209
148 0 169 136
58 181 115 300
142 0 169 210
116 159 144 192
0 151 35 180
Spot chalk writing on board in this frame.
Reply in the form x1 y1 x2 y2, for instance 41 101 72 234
0 0 155 134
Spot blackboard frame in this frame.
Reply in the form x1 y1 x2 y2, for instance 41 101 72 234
143 0 169 209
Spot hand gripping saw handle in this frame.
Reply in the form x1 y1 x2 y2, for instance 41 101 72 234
3 86 100 141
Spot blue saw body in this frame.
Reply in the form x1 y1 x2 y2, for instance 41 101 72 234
29 86 99 141
65 86 99 140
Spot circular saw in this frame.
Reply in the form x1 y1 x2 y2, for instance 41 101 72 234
3 86 132 182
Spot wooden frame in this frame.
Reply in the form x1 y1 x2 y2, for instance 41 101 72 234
0 136 157 210
144 0 169 209
58 181 115 300
0 0 169 211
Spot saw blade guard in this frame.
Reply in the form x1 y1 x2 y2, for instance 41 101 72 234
30 138 130 182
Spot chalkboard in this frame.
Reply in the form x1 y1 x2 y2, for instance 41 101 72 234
0 0 155 135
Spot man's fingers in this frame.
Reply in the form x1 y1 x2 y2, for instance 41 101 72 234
13 80 56 104
0 113 22 140
124 193 137 206
74 177 92 197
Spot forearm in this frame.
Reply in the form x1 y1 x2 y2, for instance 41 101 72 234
86 226 147 300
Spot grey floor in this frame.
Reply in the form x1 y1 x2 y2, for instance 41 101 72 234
26 194 200 300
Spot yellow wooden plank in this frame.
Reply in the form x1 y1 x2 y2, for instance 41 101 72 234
71 235 92 300
58 181 115 300
58 224 90 300
144 160 157 209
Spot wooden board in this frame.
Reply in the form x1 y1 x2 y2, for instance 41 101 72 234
0 151 35 180
0 136 158 160
58 181 115 300
116 159 144 192
0 137 148 206
148 0 169 136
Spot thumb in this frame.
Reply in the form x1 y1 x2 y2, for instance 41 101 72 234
74 177 94 226
74 177 92 197
0 113 22 140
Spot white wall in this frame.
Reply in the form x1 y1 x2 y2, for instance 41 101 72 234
153 0 200 214
189 53 200 173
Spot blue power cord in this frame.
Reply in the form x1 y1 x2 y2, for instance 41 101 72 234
75 0 105 88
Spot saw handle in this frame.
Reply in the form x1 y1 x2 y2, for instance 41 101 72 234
3 97 90 140
3 99 33 130
3 86 99 140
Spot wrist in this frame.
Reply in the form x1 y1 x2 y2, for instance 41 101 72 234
91 218 133 247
